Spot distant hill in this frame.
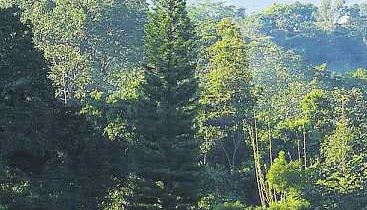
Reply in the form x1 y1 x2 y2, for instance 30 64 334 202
239 1 367 72
189 0 367 12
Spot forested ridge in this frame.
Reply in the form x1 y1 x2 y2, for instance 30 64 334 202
0 0 367 209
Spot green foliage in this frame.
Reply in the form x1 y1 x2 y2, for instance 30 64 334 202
214 201 247 210
188 0 246 22
199 165 255 208
268 189 309 210
2 0 367 210
302 87 367 209
351 68 367 80
301 89 326 117
266 152 309 210
3 0 146 103
197 18 253 169
0 7 120 209
321 119 355 166
198 194 218 210
267 151 304 193
262 3 317 32
100 175 139 210
126 0 200 209
301 89 332 131
240 1 367 72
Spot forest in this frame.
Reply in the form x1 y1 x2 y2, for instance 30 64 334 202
0 0 367 209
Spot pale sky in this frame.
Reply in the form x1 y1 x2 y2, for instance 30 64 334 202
189 0 367 13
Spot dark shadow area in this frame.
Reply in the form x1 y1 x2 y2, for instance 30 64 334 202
0 7 125 210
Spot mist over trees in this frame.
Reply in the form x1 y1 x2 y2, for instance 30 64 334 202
1 0 367 209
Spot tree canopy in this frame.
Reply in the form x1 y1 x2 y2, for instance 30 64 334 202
1 0 367 209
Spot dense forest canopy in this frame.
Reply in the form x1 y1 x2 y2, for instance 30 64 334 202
0 0 367 209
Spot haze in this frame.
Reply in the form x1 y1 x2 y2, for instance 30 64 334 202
189 0 367 12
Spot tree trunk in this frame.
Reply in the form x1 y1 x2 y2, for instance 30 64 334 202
303 128 307 168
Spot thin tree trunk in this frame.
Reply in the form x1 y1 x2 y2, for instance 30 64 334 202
267 120 277 203
249 126 264 205
297 138 301 163
63 72 68 104
220 138 232 170
254 113 271 206
248 117 266 207
303 128 307 168
231 126 241 169
268 121 273 165
203 129 208 165
253 114 265 205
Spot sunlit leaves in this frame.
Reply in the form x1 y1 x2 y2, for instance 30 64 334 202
107 69 146 104
266 151 309 210
197 19 252 166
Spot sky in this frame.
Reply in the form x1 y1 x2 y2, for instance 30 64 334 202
189 0 366 13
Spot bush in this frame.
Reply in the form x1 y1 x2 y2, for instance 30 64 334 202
214 201 247 210
269 189 310 210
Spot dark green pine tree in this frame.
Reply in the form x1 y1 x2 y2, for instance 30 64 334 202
130 0 200 209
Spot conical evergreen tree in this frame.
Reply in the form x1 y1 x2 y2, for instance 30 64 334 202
130 0 200 209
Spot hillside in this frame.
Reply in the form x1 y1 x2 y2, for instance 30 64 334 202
240 1 367 72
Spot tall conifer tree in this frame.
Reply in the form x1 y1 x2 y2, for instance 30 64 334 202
130 0 199 209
